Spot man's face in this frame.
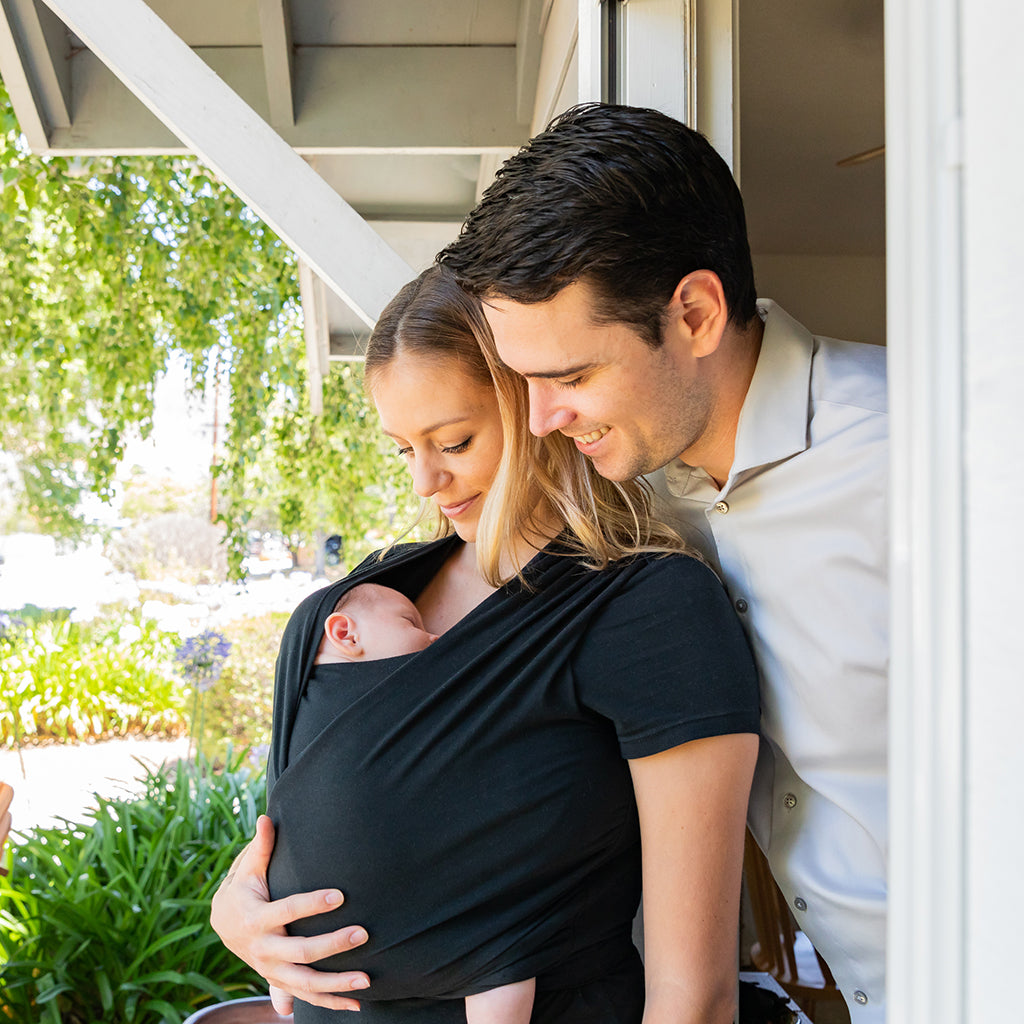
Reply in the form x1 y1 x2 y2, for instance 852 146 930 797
483 280 712 481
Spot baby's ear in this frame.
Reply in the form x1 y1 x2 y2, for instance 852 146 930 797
324 612 363 659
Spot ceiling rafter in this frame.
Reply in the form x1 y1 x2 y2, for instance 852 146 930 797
258 0 294 128
0 0 70 149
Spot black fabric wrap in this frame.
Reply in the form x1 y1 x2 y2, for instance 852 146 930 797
266 536 760 1022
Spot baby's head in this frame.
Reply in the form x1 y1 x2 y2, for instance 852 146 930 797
316 583 438 664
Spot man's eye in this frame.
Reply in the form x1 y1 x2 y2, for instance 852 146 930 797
441 438 471 454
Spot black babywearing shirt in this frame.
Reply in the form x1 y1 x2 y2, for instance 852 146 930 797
266 535 760 1023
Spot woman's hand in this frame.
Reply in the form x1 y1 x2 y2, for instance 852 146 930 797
211 815 372 1014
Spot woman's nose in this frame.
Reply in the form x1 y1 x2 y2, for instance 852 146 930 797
412 458 450 497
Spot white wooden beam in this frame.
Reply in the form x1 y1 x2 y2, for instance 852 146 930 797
258 0 294 129
297 260 329 414
38 0 413 326
475 150 516 202
0 0 52 148
533 0 578 131
516 0 545 123
46 45 525 156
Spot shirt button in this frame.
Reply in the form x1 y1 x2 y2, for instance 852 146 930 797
735 598 748 613
783 792 797 809
714 500 730 514
793 897 807 912
853 991 869 1005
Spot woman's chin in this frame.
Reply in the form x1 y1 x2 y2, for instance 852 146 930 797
449 518 479 544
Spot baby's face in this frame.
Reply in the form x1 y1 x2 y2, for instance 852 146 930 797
353 586 437 659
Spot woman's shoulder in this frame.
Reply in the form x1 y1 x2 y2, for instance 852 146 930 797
566 546 723 592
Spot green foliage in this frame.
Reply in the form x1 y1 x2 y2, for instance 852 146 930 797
1 79 420 576
231 361 423 576
194 612 288 762
0 614 186 748
0 753 267 1023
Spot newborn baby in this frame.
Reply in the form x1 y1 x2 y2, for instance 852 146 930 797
314 582 535 1024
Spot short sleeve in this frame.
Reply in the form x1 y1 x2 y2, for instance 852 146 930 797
573 554 761 759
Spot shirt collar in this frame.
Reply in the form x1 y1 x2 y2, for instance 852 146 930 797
663 299 814 497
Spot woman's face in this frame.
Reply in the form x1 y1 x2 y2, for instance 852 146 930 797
373 351 504 543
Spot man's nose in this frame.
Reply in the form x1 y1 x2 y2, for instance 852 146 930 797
528 383 576 437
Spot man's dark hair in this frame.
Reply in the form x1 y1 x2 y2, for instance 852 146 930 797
439 103 758 345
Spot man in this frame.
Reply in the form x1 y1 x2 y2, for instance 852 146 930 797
211 103 886 1022
438 103 887 1022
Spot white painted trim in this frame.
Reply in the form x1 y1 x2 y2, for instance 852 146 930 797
258 0 294 128
618 0 693 125
693 0 737 175
959 1 1024 1020
885 0 966 1022
38 0 413 326
577 0 601 103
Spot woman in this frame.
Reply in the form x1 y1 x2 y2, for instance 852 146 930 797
212 266 759 1024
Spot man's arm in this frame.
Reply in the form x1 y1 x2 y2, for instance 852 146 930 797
210 815 372 1014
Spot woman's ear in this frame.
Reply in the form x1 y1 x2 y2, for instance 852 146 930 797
324 612 363 659
666 270 729 357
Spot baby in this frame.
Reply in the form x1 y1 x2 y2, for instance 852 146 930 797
315 582 535 1024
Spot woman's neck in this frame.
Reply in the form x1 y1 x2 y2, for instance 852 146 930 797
499 503 562 579
416 538 494 635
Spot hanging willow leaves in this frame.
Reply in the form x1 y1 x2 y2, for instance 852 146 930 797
0 79 418 575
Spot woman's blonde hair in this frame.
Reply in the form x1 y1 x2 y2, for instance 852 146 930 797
365 266 688 586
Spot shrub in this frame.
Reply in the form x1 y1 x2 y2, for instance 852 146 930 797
105 514 229 585
194 612 288 762
0 753 267 1023
0 614 186 748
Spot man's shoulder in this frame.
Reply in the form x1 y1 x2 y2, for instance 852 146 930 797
811 334 888 416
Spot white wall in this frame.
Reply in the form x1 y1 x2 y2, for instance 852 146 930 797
753 254 886 346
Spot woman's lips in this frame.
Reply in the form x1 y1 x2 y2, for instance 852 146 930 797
439 494 478 518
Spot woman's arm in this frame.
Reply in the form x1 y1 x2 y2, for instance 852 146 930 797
629 732 758 1024
210 815 372 1014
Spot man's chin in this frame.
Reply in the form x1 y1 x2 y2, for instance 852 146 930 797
589 449 674 483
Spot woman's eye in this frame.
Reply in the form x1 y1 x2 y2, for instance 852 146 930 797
395 446 413 458
557 376 584 389
441 438 471 454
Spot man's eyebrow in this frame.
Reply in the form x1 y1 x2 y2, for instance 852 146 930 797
521 362 596 381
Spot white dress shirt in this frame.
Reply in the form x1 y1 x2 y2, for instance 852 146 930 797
648 300 888 1022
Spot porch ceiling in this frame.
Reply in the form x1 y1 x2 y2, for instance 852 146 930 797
0 0 885 352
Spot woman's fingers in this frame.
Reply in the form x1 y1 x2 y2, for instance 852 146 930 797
260 887 346 930
267 965 370 1012
261 923 369 966
211 816 372 1011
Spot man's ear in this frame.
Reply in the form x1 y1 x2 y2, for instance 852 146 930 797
324 612 363 659
666 270 728 357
